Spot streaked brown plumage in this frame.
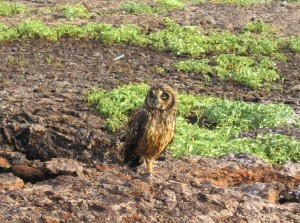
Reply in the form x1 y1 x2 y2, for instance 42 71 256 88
123 84 178 174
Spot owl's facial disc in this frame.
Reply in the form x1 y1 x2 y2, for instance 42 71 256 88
147 89 171 110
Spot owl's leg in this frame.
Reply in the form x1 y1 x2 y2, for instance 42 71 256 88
146 158 154 174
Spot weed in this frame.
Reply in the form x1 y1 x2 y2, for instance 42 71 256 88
59 4 92 19
121 2 156 14
155 66 166 74
0 1 27 16
0 24 19 41
176 55 280 88
215 54 279 88
101 24 148 46
290 36 300 53
244 21 274 34
17 20 57 40
55 24 83 39
86 83 149 131
0 20 295 89
121 0 184 14
156 0 184 10
210 0 272 5
46 57 52 65
86 83 300 164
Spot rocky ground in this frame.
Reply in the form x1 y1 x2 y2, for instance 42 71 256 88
0 0 300 222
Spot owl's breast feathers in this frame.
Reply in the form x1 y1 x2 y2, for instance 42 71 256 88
141 110 175 159
123 107 176 165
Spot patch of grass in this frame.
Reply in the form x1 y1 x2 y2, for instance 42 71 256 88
17 20 57 40
0 20 295 88
209 0 272 5
175 59 212 74
121 2 157 14
59 4 92 19
121 0 184 14
171 118 300 165
290 36 300 53
100 24 148 46
244 21 274 34
176 55 280 88
0 1 27 16
86 83 149 131
55 23 83 39
156 0 184 10
215 54 279 88
86 83 300 164
0 24 19 41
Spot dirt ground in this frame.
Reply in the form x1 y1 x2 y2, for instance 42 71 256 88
0 1 300 222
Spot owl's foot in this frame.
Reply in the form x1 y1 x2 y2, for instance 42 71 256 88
146 158 154 174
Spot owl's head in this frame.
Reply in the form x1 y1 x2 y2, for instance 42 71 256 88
145 84 178 111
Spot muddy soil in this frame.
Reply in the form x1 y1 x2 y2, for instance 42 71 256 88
0 1 300 222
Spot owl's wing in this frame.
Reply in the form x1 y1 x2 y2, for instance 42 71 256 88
159 118 176 157
123 107 149 166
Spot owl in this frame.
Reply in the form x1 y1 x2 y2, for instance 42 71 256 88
123 84 178 174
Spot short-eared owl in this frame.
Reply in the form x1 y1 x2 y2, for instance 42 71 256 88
123 84 178 174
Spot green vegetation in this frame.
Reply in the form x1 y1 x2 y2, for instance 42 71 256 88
121 0 273 13
17 20 57 40
210 0 272 5
59 4 92 19
0 19 297 88
121 0 184 14
176 55 279 88
290 37 300 53
121 2 157 14
0 1 27 16
0 24 19 41
86 83 300 164
244 21 275 34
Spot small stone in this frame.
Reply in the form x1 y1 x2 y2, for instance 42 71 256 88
0 173 24 190
45 158 84 175
0 156 11 169
11 164 45 181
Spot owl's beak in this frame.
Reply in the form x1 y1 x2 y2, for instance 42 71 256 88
154 98 162 109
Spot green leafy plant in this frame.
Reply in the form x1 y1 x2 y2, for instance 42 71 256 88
17 20 57 40
121 0 184 14
244 21 274 34
0 1 27 16
121 2 157 14
156 0 184 10
176 55 279 88
290 36 300 53
0 24 19 41
214 54 279 88
100 24 148 46
210 0 272 5
86 83 300 164
60 4 92 19
55 24 83 39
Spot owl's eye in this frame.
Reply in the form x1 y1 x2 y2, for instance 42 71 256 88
161 93 169 100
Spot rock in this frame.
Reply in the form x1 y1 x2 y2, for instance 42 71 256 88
0 151 30 166
44 158 84 176
280 161 300 177
11 164 46 182
237 182 285 203
0 156 11 169
0 156 300 222
0 173 24 190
